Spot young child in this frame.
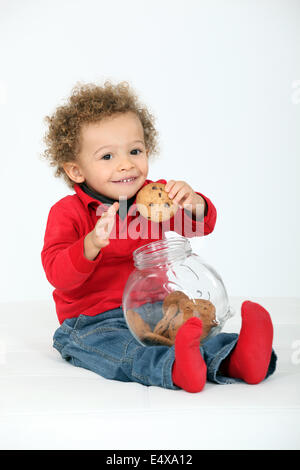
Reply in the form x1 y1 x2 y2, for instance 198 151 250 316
41 80 277 393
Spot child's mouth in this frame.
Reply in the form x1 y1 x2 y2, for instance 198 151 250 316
112 177 138 184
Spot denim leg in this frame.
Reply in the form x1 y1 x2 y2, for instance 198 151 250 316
53 309 277 389
201 332 278 384
53 307 178 390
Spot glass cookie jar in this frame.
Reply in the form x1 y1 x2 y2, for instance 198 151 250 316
122 235 234 347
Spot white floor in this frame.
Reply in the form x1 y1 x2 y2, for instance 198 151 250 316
0 297 299 450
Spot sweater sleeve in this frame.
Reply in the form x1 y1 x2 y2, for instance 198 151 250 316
41 203 102 290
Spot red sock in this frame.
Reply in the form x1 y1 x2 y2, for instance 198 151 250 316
224 300 273 384
172 317 207 393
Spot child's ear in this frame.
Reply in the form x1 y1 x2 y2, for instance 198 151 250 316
63 162 85 183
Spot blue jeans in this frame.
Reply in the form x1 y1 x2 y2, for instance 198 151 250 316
53 304 277 390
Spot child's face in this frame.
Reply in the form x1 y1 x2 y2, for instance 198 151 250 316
63 111 149 200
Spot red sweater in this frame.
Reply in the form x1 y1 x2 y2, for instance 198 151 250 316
41 179 217 324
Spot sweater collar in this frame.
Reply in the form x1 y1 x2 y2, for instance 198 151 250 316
74 181 149 219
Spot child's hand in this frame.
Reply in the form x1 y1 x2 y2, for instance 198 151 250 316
164 180 199 209
92 201 119 248
165 180 206 219
84 202 119 260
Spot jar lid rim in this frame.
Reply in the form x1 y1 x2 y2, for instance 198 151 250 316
133 236 192 269
134 236 191 256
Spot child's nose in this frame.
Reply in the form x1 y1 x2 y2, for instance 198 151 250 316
117 156 135 170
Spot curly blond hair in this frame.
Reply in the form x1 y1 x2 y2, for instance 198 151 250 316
41 80 160 189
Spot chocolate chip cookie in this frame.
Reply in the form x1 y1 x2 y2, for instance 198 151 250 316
136 183 179 222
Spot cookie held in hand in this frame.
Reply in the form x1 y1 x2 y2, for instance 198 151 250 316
136 183 179 222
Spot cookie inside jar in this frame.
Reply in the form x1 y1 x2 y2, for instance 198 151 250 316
126 289 219 346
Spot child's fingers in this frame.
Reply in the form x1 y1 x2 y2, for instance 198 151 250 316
95 205 118 239
112 201 120 211
96 214 114 229
101 202 119 220
96 219 113 239
167 182 184 199
97 203 118 223
105 201 119 213
165 180 176 193
173 188 188 205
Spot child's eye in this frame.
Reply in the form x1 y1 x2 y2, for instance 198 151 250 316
102 154 112 160
101 149 142 160
131 148 142 155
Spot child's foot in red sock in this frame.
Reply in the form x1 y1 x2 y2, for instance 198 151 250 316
224 300 273 384
172 317 207 393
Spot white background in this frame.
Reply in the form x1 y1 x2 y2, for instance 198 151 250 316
0 0 299 302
